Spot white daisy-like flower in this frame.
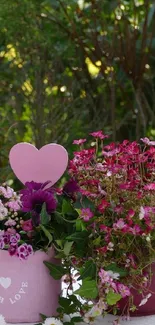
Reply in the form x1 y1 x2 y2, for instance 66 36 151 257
0 314 6 325
43 317 63 325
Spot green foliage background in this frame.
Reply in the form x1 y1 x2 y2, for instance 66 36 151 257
0 0 155 181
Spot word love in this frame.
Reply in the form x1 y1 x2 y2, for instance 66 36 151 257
0 282 28 304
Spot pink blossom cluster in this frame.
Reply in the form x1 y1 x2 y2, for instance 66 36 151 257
0 184 34 260
99 268 130 298
0 230 33 260
70 132 155 314
0 185 21 221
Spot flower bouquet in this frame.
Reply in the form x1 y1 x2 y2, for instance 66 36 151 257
1 133 155 325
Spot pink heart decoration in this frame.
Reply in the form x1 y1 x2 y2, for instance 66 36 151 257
9 142 68 185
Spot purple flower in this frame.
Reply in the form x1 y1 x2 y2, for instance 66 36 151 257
0 238 4 249
17 243 33 260
20 181 57 226
63 179 79 198
9 245 17 256
10 233 20 246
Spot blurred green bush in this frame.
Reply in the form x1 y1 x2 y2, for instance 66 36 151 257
0 0 155 183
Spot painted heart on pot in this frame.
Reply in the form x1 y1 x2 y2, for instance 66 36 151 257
0 277 11 289
9 143 68 185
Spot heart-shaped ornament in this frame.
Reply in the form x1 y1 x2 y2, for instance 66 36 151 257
9 143 68 185
0 277 11 289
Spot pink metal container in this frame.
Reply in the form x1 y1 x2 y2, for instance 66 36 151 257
118 263 155 316
0 249 61 323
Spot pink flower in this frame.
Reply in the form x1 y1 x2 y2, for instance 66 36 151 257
73 139 87 145
90 131 109 139
114 205 123 214
7 200 21 211
127 209 135 218
119 182 137 190
0 186 16 199
126 209 135 225
102 148 120 157
144 183 155 190
22 219 33 232
81 208 93 221
129 224 141 235
117 283 131 298
113 219 126 230
141 137 155 146
5 219 16 227
7 228 16 234
128 254 137 269
98 200 109 213
100 225 111 232
97 246 107 254
99 269 110 283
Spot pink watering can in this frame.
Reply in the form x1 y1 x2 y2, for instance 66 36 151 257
0 142 68 323
0 249 61 323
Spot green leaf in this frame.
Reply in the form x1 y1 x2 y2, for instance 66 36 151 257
74 194 95 211
106 290 122 305
58 296 79 314
76 219 82 231
59 296 72 308
40 225 53 244
62 199 74 215
67 231 88 242
105 263 128 278
39 313 47 321
64 241 74 256
54 212 64 224
93 236 101 246
71 316 83 323
74 278 98 299
75 208 81 215
76 219 86 231
68 294 82 307
79 260 96 280
40 203 50 225
44 261 66 280
55 239 63 249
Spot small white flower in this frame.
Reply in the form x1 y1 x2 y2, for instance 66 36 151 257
107 270 120 280
0 202 8 220
0 314 6 325
43 317 63 325
139 293 152 306
139 206 145 220
146 235 151 242
107 242 114 251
